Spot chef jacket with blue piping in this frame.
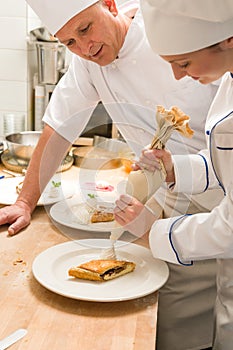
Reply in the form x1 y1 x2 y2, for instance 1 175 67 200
43 5 218 158
150 72 233 349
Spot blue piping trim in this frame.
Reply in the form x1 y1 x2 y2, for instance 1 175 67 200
216 146 233 150
208 110 233 194
169 215 193 266
197 154 209 192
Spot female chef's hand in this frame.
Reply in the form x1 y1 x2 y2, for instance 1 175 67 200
138 147 175 183
114 194 156 239
0 201 31 236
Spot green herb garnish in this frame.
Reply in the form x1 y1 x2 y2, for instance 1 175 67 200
52 181 61 188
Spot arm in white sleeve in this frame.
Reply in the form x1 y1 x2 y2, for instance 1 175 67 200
149 186 233 264
43 56 99 143
172 149 221 194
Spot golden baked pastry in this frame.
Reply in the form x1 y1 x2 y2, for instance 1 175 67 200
68 259 136 281
91 210 115 223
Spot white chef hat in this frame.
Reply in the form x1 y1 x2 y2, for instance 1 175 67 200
140 0 233 55
26 0 99 35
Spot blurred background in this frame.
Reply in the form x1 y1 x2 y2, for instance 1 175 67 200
0 0 129 138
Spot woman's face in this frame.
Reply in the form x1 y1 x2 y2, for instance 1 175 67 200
161 40 233 84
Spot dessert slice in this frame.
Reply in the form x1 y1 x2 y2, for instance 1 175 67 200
68 259 136 281
91 210 115 223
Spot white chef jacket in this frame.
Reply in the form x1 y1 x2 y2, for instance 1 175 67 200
43 5 218 158
150 72 233 349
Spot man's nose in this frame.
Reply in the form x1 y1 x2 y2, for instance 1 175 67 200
171 63 187 80
73 37 91 56
79 41 91 56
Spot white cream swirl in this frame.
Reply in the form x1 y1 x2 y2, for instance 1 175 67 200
100 227 124 260
100 240 117 260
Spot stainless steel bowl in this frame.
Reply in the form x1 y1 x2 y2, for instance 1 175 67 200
72 139 134 170
5 131 42 161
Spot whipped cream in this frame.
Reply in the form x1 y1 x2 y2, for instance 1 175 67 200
48 187 60 198
72 203 94 225
100 227 124 260
100 241 117 260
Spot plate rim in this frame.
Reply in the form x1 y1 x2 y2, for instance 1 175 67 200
32 239 169 302
50 195 118 232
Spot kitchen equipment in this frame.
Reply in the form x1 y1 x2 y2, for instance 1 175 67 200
0 142 3 156
29 27 66 85
34 84 56 131
3 113 25 136
72 146 121 169
73 138 134 170
5 131 41 161
0 328 27 349
29 27 67 130
1 149 34 173
3 131 73 173
35 41 66 85
80 102 113 139
29 27 57 43
1 149 73 174
93 135 108 146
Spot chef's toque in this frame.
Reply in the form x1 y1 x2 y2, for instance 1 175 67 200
26 0 99 35
140 0 233 55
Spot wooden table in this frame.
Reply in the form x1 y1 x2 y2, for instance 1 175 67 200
0 165 158 350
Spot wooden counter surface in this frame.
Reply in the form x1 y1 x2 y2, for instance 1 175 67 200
0 165 158 350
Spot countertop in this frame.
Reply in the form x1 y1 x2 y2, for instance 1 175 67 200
0 164 158 350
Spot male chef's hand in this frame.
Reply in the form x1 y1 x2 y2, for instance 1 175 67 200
138 147 175 183
114 194 156 239
0 200 31 236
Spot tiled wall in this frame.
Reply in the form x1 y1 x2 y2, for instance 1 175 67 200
0 0 41 137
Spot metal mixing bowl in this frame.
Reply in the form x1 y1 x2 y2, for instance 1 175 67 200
72 139 134 170
5 131 42 161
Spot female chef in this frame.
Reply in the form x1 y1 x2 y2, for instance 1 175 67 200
114 0 233 348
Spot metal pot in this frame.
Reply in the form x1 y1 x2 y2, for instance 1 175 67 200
35 41 66 84
5 131 42 161
29 27 66 85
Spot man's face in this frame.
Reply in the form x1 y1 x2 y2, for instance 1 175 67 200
56 1 125 66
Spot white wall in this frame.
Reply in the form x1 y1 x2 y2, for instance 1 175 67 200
0 0 41 137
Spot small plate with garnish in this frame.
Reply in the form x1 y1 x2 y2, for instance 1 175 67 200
50 192 118 232
0 175 75 206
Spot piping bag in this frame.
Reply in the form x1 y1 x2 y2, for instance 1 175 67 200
100 105 194 259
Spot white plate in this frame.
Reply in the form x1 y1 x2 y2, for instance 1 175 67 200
0 176 75 206
32 239 169 302
50 195 119 232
